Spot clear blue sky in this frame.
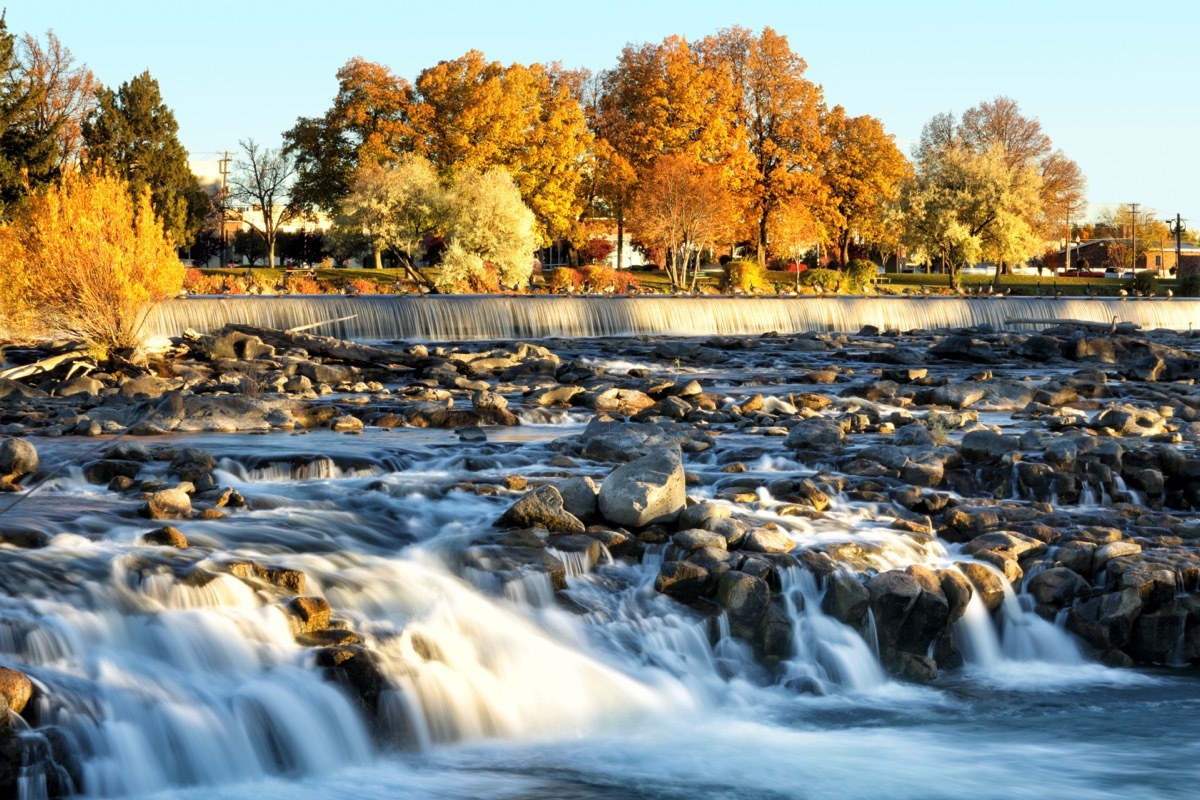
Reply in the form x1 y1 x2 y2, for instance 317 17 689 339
12 0 1200 231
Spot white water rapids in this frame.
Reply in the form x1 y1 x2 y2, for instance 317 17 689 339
3 426 1194 800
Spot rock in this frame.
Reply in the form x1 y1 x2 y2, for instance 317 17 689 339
964 531 1047 561
298 362 357 385
1026 567 1089 609
315 645 388 715
1093 541 1142 573
1091 405 1168 437
1067 588 1143 650
930 335 996 363
331 414 364 432
495 485 586 534
960 429 1020 461
822 573 870 625
1132 606 1187 663
587 387 656 415
784 418 844 450
0 438 38 481
83 459 143 485
141 526 188 548
654 560 711 602
471 390 508 410
958 561 1006 611
924 384 987 409
0 666 33 715
557 476 599 520
679 500 730 530
788 478 830 512
868 570 922 649
140 488 192 520
170 448 216 482
741 528 796 554
672 528 728 552
598 447 686 528
717 571 771 638
104 440 152 462
118 375 173 399
285 596 332 635
938 569 974 623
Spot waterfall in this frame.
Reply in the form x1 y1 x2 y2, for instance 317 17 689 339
145 295 1200 342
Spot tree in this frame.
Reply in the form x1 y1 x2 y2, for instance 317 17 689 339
15 29 97 172
440 166 537 291
284 57 415 216
699 27 827 266
410 51 592 244
232 229 267 266
0 12 55 211
337 153 443 282
901 132 1041 289
229 139 299 269
819 106 909 266
0 170 182 349
81 70 206 247
628 154 736 289
770 199 823 288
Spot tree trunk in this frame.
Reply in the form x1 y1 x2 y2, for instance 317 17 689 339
267 239 275 269
372 242 383 270
839 232 850 267
758 210 769 267
616 211 624 271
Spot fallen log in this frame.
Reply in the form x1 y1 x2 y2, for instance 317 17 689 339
0 349 90 381
1005 317 1141 333
220 323 425 369
287 315 358 334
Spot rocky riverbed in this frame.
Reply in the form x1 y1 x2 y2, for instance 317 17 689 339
3 319 1200 798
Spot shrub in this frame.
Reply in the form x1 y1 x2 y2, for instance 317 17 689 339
579 264 640 293
0 171 183 348
285 275 323 294
183 268 223 295
347 278 378 294
842 259 879 293
1177 272 1200 297
724 259 768 292
797 268 843 293
578 238 615 265
1128 270 1159 296
547 267 582 293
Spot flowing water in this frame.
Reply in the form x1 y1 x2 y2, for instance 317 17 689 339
5 324 1200 799
145 295 1200 342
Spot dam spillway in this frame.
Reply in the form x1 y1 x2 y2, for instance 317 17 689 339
145 294 1200 342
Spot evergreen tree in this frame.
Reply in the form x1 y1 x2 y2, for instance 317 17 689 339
82 70 205 247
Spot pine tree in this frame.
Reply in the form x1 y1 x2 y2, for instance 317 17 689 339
81 70 206 247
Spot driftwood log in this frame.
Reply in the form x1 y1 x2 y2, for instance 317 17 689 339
217 324 426 369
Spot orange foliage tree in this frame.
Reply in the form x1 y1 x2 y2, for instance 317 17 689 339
0 170 182 349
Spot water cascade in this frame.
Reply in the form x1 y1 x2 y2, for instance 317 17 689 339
146 295 1200 342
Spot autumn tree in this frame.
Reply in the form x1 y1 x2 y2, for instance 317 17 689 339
699 26 826 266
337 153 443 283
0 12 54 211
819 106 909 266
410 51 592 244
902 127 1042 289
770 199 823 288
440 166 538 291
629 154 735 289
82 70 207 247
284 57 415 215
229 139 299 268
15 29 97 172
596 36 740 264
0 170 182 349
1093 204 1171 269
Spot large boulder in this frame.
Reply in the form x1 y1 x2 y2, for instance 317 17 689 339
170 448 216 482
960 429 1020 462
0 666 33 715
717 571 771 639
0 438 38 481
598 447 685 528
495 485 586 534
654 560 711 602
784 418 844 450
140 488 192 520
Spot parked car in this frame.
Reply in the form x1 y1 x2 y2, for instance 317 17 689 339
1104 268 1132 279
1058 269 1103 278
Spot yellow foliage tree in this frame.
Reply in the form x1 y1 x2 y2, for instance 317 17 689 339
0 170 182 349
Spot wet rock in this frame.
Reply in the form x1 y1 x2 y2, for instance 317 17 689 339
140 488 192 520
598 447 685 528
784 418 844 450
1067 588 1143 650
118 375 174 399
586 387 655 415
960 429 1020 462
285 596 332 635
83 459 143 485
298 629 361 648
409 406 518 428
141 526 188 548
937 569 974 623
822 573 870 625
741 528 795 554
170 448 216 482
1132 606 1187 663
958 561 1006 611
1093 541 1142 573
673 528 727 552
331 414 364 432
495 485 586 534
718 571 771 639
654 560 711 602
0 666 33 715
104 440 152 462
930 335 996 363
1091 406 1168 437
315 645 388 717
679 500 730 530
1026 567 1089 610
922 384 988 409
0 438 37 481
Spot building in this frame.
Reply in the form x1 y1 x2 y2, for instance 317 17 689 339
1044 238 1200 276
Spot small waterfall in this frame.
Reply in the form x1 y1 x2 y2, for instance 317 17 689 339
145 295 1200 342
777 568 887 692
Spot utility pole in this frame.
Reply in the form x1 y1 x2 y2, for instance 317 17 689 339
1129 202 1140 273
1166 213 1187 276
1065 216 1071 272
218 151 232 267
